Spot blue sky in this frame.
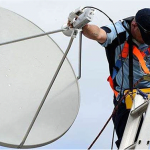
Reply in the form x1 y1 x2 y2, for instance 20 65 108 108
0 0 150 149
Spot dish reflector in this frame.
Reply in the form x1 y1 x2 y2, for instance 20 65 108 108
0 7 80 148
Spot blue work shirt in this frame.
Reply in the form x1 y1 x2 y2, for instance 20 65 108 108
100 19 150 94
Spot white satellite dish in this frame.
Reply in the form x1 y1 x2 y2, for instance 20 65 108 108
0 7 80 148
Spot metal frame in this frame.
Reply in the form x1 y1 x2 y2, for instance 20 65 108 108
119 89 150 150
0 29 64 46
77 31 82 80
17 30 78 148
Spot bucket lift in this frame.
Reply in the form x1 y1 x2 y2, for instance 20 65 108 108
119 87 150 150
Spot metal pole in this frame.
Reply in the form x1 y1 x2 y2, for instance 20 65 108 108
18 30 77 148
0 29 64 46
77 31 82 80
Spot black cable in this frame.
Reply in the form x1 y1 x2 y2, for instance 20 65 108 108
111 127 115 150
82 6 124 97
82 6 125 149
87 77 143 149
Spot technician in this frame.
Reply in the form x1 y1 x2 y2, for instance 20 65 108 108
82 8 150 148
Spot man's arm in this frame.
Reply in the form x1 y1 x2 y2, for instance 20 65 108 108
82 24 107 44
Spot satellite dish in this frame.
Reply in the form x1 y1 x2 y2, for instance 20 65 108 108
0 7 80 148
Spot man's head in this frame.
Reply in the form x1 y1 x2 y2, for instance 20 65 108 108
131 8 150 45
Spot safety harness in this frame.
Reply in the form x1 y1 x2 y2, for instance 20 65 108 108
108 40 150 108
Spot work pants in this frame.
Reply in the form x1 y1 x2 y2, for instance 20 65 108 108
112 100 130 148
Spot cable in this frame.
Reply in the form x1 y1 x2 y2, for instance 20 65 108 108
82 6 126 149
82 6 124 97
87 77 143 149
111 127 115 150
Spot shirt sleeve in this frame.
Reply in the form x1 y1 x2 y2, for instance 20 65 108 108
100 21 125 47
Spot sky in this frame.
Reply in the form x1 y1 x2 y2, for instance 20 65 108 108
0 0 150 149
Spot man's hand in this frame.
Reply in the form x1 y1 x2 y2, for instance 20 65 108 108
62 18 78 37
63 7 95 36
67 19 75 28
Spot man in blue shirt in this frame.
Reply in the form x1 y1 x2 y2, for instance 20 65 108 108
82 8 150 148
